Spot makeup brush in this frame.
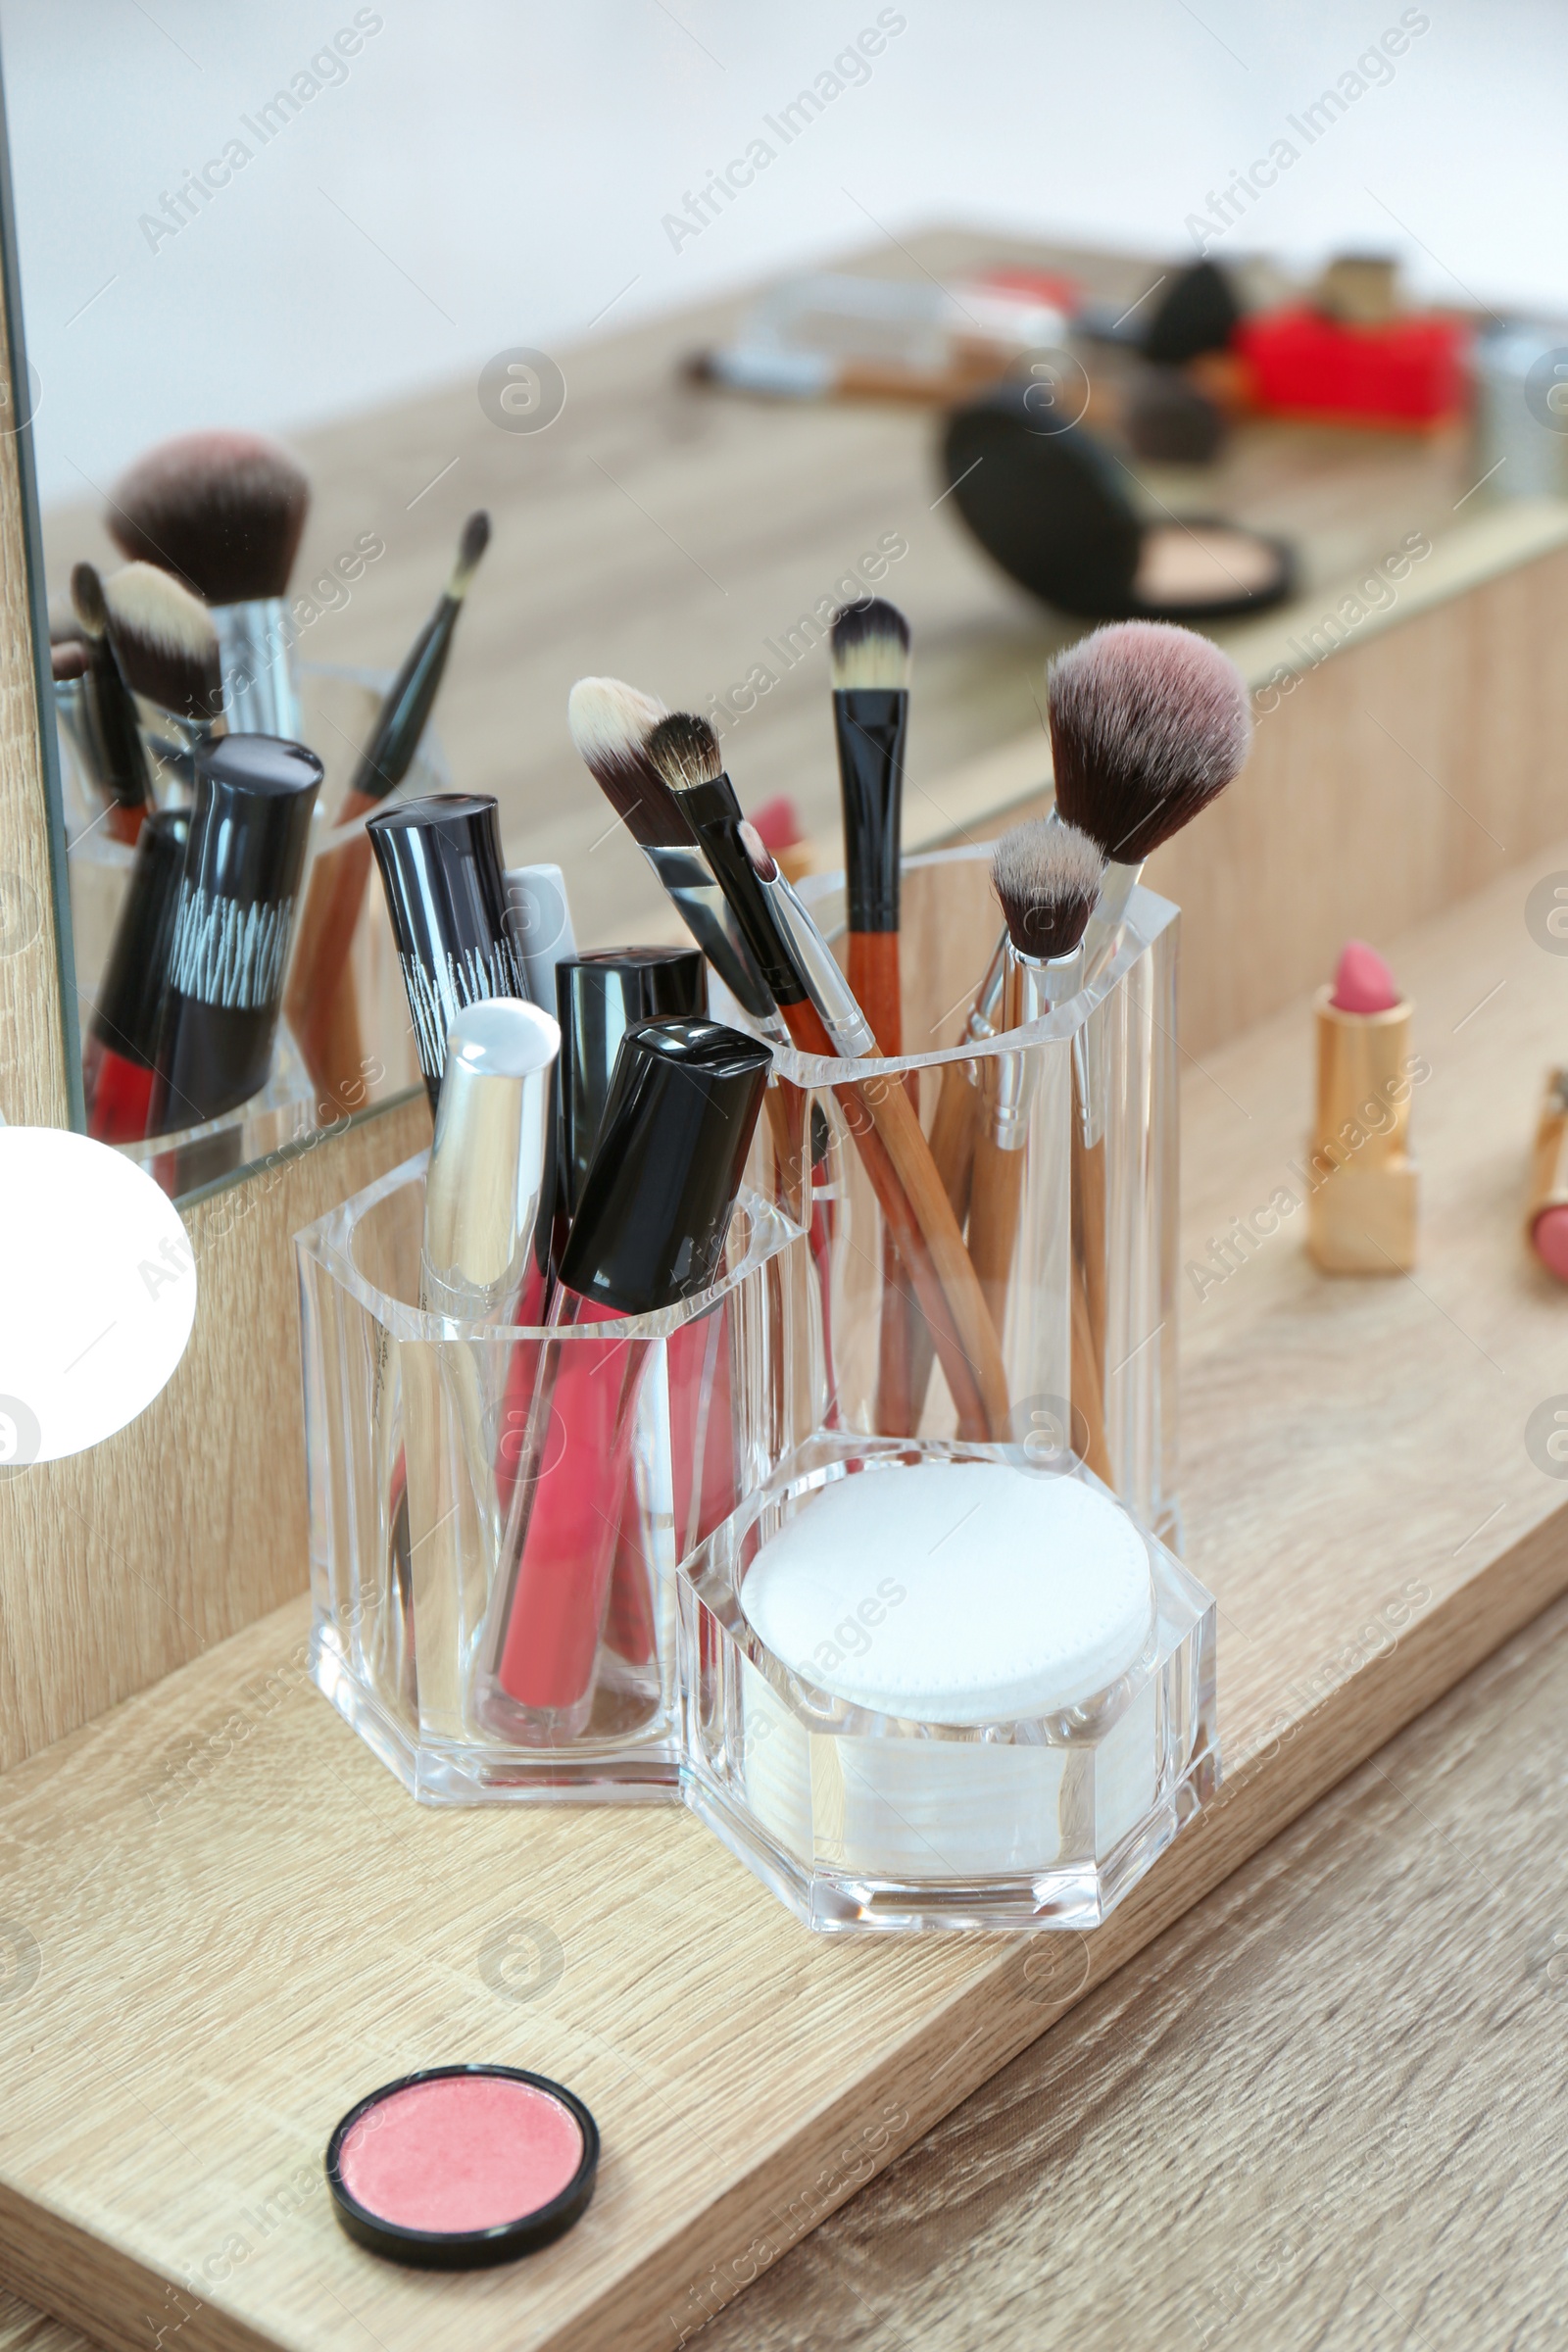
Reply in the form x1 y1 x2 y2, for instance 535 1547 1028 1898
970 819 1111 1481
67 563 155 842
99 562 226 741
286 514 492 1108
567 676 781 1034
106 429 310 738
1049 621 1249 1483
830 597 913 1430
1048 619 1251 974
644 710 1010 1444
830 598 910 1055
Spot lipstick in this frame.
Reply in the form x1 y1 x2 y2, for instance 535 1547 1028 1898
366 795 527 1113
145 736 320 1138
478 1017 770 1744
1305 940 1419 1275
83 808 188 1144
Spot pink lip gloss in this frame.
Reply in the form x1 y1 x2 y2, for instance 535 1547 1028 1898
475 1016 771 1745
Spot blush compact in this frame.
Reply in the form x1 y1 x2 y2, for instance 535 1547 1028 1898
325 2065 599 2268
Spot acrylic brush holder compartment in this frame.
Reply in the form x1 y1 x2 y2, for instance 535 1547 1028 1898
677 1432 1217 1934
296 1152 817 1802
737 845 1181 1547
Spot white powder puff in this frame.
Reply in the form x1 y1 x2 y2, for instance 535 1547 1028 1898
741 1460 1152 1725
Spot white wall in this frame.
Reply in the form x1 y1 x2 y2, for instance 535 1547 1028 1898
3 0 1561 505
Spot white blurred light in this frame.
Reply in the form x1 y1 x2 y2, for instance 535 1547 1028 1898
0 1127 197 1464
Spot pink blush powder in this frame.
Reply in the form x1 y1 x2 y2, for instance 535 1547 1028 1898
339 2075 584 2234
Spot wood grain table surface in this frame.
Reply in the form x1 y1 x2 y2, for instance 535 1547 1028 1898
693 1583 1568 2352
5 1578 1564 2352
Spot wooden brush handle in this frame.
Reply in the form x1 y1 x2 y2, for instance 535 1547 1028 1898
851 1061 1011 1441
851 929 916 1434
285 792 376 1109
1070 1262 1114 1485
906 1057 982 1429
967 1130 1024 1347
780 999 1004 1441
848 931 903 1057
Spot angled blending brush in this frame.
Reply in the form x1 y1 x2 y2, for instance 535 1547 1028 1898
1048 619 1250 977
107 429 310 738
567 677 783 1036
68 563 155 842
286 513 491 1107
969 818 1111 1482
829 598 910 1054
644 710 1010 1444
99 561 226 744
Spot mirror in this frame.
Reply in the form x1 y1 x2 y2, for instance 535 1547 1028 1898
0 7 1548 1203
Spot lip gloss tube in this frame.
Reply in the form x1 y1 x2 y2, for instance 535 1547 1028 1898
476 1016 770 1745
1306 941 1419 1275
145 734 321 1138
83 807 189 1143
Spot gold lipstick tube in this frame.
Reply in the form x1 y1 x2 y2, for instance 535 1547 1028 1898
1525 1070 1568 1247
1305 986 1419 1274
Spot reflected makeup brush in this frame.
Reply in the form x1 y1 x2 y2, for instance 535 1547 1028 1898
82 807 188 1142
1048 619 1251 976
367 794 527 1113
106 429 310 738
970 818 1110 1482
67 564 155 843
829 598 911 1055
644 710 1010 1443
287 513 492 1107
99 561 227 746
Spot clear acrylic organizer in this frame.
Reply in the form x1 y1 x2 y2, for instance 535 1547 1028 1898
729 845 1182 1548
677 1432 1217 1934
297 1152 817 1801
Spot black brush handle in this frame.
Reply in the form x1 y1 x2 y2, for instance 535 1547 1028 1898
87 635 154 811
349 591 461 805
833 687 906 933
681 773 805 1008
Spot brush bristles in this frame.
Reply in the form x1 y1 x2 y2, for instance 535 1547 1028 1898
992 819 1104 961
107 428 309 605
103 562 224 722
645 711 725 797
452 510 490 594
71 563 109 639
830 598 911 693
1047 621 1250 866
567 676 690 849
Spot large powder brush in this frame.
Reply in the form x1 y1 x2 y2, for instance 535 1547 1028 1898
107 428 309 607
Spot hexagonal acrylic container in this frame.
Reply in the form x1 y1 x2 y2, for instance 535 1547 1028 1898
297 1152 818 1801
678 1432 1217 1934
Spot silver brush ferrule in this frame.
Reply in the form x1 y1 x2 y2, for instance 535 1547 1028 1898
984 941 1086 1151
1082 858 1142 982
214 598 301 741
642 842 787 1039
759 867 877 1058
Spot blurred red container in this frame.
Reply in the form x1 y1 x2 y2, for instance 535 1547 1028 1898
1234 307 1468 426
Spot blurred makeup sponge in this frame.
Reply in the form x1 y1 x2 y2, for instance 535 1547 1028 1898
1533 1205 1568 1284
1331 940 1400 1014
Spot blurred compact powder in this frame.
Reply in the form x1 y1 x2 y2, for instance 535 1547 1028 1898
327 2066 598 2267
